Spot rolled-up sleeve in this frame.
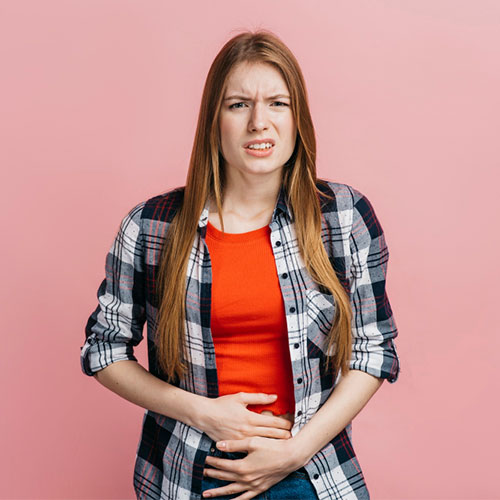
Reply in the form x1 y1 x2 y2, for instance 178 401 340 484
348 188 400 383
80 201 147 376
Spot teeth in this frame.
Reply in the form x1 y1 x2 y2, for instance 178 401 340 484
247 142 273 150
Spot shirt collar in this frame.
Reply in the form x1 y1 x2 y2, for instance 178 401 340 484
197 184 291 236
272 183 291 221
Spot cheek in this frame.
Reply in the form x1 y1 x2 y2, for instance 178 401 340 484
278 116 296 141
219 119 238 150
283 123 297 151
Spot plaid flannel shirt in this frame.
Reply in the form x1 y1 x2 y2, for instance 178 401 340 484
80 179 400 500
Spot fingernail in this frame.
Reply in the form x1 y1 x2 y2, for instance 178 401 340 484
217 441 226 449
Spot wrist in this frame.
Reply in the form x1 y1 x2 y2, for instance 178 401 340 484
188 394 213 432
162 385 212 431
288 432 315 468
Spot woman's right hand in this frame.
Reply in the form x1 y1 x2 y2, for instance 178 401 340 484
198 392 293 443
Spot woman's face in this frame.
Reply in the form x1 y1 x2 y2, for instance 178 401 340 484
218 61 297 181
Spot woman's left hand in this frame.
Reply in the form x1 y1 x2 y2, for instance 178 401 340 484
202 436 303 499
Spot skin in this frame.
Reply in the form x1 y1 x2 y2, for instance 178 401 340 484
207 60 297 426
208 60 297 234
92 59 385 500
202 371 383 499
92 60 301 499
200 61 385 499
203 60 298 493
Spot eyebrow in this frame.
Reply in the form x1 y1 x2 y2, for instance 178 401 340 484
223 93 291 101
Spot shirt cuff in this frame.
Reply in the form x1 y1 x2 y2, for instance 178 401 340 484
80 337 138 376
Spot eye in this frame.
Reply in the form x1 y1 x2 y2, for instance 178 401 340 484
228 102 246 109
272 101 289 107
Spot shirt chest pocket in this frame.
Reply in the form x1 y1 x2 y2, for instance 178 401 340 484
305 288 336 359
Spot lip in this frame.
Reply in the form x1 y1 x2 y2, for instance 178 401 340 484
243 138 276 148
244 144 274 158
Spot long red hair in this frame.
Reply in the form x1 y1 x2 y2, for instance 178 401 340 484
155 29 352 383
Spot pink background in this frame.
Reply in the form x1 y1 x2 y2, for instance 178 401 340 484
1 1 499 499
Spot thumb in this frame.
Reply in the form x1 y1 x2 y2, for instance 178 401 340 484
216 438 252 453
239 392 278 405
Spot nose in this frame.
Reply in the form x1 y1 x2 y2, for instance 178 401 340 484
248 102 269 132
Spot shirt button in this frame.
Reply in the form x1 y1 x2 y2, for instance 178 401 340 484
289 307 296 313
294 343 299 349
297 410 302 416
210 447 215 453
275 240 281 247
297 377 303 384
282 273 288 279
313 473 319 479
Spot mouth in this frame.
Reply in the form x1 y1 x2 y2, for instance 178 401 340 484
243 142 275 157
244 143 275 151
243 138 276 150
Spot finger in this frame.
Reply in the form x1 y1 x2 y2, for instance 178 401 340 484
232 492 259 500
202 481 247 498
238 392 278 406
251 426 291 439
217 438 253 453
206 454 245 472
203 467 241 482
252 414 293 430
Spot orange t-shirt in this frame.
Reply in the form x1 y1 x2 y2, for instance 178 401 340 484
205 220 295 416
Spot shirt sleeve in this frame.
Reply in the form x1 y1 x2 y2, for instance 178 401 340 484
348 187 400 383
80 201 147 376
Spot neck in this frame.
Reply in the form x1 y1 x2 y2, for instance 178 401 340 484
216 167 283 218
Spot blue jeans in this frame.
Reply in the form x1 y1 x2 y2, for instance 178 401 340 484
201 445 319 500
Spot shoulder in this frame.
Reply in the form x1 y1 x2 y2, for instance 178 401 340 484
316 178 386 242
141 185 185 223
316 178 381 226
315 178 371 212
121 185 185 225
117 186 185 240
315 179 363 234
317 180 389 254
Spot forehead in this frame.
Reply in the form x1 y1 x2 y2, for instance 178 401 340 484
224 61 288 94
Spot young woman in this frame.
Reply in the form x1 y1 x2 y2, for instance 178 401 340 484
80 30 400 500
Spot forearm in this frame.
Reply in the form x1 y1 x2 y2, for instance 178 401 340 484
93 360 208 429
292 369 384 467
